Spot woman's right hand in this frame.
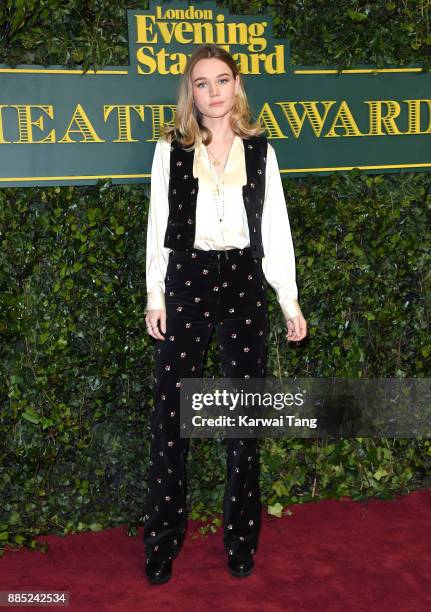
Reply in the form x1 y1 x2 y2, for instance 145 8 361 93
145 309 167 340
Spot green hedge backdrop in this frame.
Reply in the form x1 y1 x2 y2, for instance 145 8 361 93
1 0 431 556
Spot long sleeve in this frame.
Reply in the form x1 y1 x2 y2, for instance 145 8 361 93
145 138 171 312
261 143 303 321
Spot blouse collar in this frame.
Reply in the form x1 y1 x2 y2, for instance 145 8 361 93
192 135 247 188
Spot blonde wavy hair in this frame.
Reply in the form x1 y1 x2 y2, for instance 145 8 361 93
161 44 266 150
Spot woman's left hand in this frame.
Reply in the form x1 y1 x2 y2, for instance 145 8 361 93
286 315 307 342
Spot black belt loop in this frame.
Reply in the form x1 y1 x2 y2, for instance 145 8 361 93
224 250 229 260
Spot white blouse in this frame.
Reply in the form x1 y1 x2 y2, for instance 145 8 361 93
145 134 303 321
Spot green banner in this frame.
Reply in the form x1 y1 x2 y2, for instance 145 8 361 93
1 0 431 186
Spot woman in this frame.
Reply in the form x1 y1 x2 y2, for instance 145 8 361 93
143 43 307 585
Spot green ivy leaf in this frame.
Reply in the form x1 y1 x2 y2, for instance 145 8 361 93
22 409 40 424
347 9 368 21
373 467 388 481
268 502 283 518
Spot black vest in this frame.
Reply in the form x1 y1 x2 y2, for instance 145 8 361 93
163 135 268 258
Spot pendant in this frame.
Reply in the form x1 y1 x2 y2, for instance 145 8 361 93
213 160 220 166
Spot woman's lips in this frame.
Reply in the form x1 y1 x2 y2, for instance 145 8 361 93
210 101 223 106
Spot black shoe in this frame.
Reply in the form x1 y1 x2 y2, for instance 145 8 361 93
145 559 173 585
227 552 254 578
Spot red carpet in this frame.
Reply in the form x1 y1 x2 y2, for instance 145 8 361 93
1 489 431 611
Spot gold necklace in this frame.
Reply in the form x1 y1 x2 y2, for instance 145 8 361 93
206 136 235 166
210 166 226 246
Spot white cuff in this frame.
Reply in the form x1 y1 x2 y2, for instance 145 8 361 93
145 289 166 312
280 298 303 321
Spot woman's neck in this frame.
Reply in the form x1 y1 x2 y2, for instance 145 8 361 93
201 116 235 144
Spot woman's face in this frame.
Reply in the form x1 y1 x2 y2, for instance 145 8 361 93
191 57 239 120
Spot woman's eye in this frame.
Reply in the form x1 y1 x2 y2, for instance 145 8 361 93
196 79 229 88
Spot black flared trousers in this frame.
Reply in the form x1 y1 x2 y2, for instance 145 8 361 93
143 246 268 562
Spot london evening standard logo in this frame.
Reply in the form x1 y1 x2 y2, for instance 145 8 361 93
132 3 287 75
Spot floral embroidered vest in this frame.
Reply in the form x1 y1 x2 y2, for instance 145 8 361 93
164 135 268 258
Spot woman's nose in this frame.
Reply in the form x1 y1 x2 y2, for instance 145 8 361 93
210 83 219 96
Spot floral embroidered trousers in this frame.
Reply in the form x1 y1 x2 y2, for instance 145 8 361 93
143 246 269 562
